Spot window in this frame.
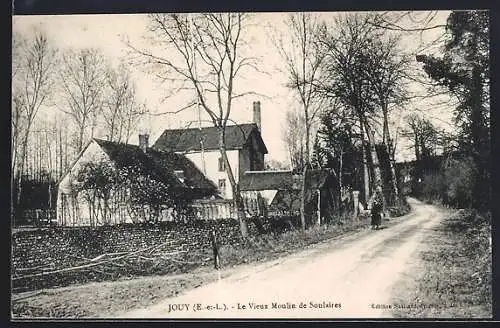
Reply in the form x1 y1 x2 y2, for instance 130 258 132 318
218 157 225 171
218 179 226 193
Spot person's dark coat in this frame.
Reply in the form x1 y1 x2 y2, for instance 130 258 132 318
371 196 383 227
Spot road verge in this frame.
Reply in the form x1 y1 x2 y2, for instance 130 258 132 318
388 208 492 318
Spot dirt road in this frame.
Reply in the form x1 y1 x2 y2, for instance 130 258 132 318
120 198 450 319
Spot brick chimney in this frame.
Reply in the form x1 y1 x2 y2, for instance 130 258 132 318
253 101 261 132
139 134 149 153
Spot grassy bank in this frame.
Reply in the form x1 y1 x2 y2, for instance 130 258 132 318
389 209 492 318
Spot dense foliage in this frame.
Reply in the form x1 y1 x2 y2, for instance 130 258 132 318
416 11 490 210
71 160 175 225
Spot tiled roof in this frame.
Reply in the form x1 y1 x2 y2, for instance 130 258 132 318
240 171 295 191
153 123 268 154
239 169 331 191
93 138 216 192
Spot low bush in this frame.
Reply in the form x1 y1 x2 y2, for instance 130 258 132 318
415 156 479 209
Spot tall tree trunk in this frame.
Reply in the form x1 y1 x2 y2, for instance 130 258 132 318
381 101 399 206
78 126 85 154
300 164 308 230
364 118 387 215
16 128 31 216
365 123 382 189
299 119 311 230
388 149 399 206
470 30 488 209
339 148 343 198
218 129 248 238
59 128 64 179
414 133 420 161
64 130 68 173
360 121 370 205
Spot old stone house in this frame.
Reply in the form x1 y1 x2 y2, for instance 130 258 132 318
56 138 216 226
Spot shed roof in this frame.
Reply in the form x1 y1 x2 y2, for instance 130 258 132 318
239 169 332 191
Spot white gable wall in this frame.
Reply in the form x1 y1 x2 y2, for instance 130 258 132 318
184 149 239 199
58 140 110 193
57 140 111 225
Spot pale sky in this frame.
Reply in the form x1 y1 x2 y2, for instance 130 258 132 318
12 11 454 164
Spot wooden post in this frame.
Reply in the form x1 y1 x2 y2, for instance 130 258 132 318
210 229 220 270
317 189 321 225
353 190 360 218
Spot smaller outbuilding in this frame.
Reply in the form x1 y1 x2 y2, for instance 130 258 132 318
239 169 338 224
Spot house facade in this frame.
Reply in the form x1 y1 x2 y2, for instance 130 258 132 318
153 101 268 199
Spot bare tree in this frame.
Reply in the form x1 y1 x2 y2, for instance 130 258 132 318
128 13 262 237
11 30 57 212
273 13 326 229
361 35 411 205
282 109 306 170
368 12 446 40
401 114 439 162
12 31 26 80
11 34 25 167
102 63 147 143
318 13 387 208
59 48 108 154
11 95 24 173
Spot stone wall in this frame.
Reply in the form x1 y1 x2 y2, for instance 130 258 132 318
12 220 250 292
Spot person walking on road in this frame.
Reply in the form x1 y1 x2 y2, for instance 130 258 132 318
370 188 383 230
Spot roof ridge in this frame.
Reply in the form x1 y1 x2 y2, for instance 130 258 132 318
245 170 293 174
93 138 137 146
154 122 268 154
161 122 257 132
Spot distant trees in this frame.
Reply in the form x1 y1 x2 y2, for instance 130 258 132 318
59 48 108 153
282 109 307 171
264 158 290 171
402 114 439 162
102 63 147 143
11 31 57 214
